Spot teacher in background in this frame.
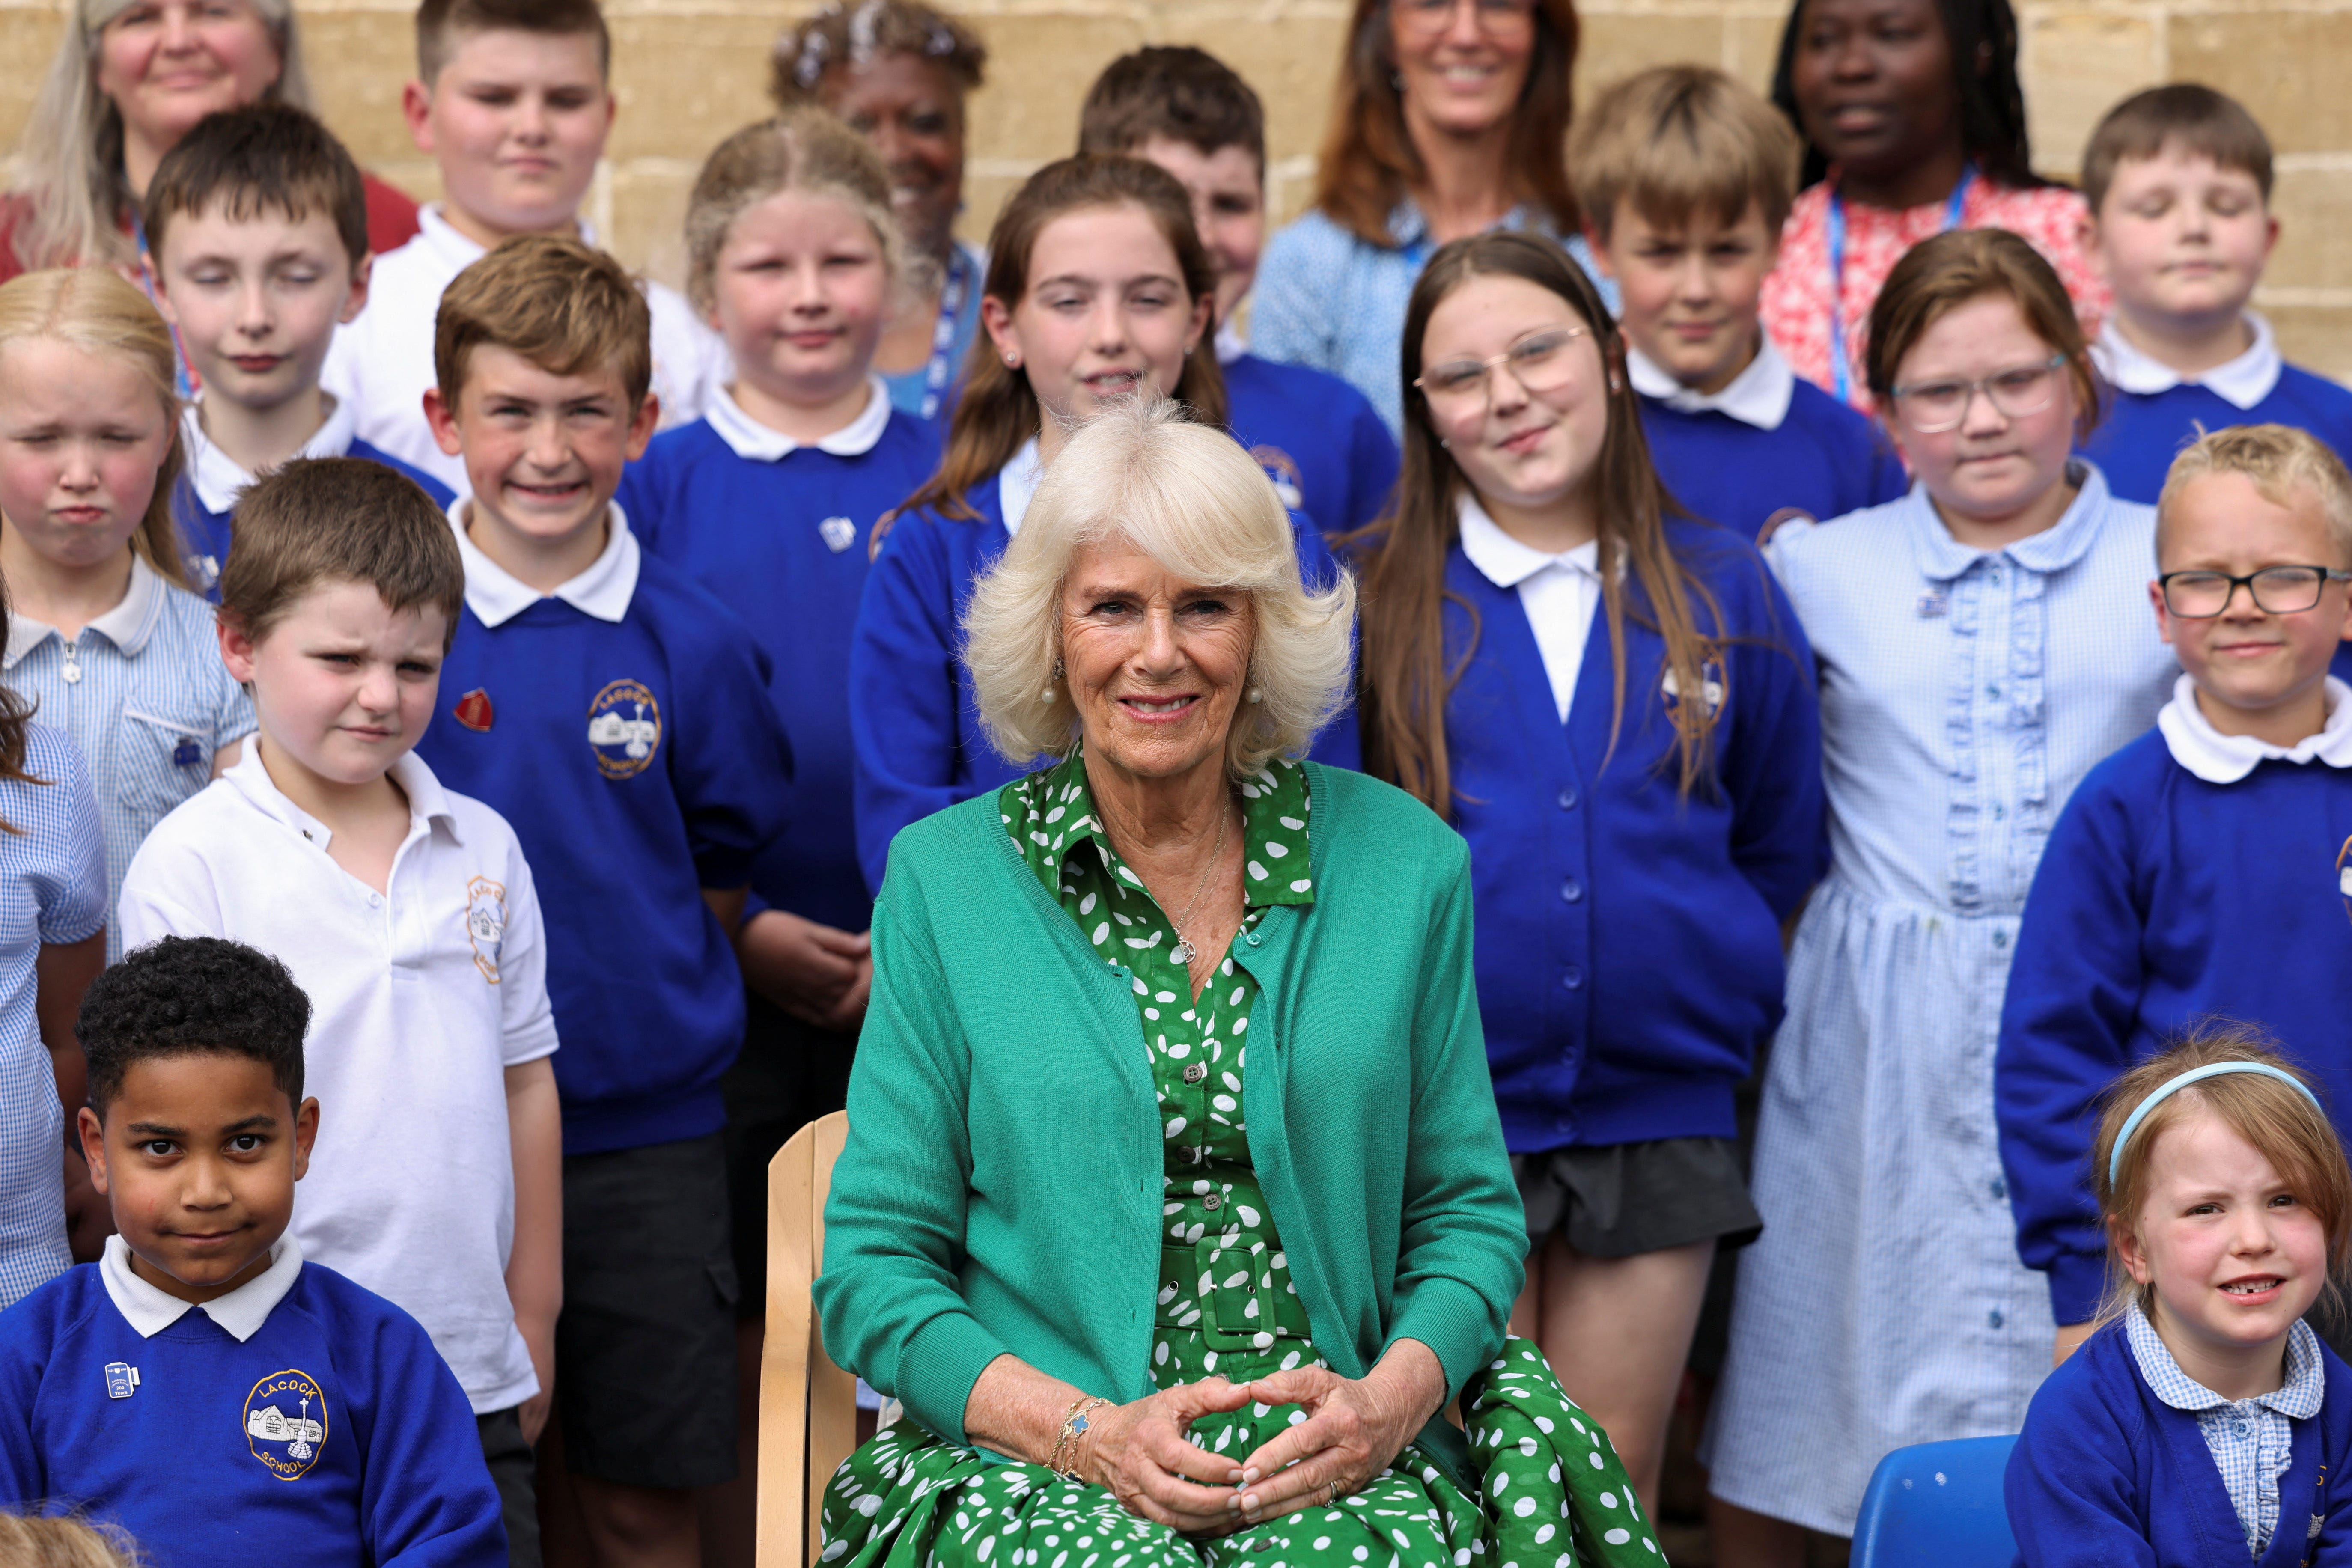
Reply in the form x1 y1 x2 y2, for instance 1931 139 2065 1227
1251 0 1614 436
2 0 418 281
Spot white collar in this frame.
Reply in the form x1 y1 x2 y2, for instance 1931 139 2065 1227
2093 313 2282 411
999 435 1046 537
100 1232 303 1342
3 553 165 666
2157 672 2352 782
1455 491 1599 589
413 205 603 271
180 398 360 516
705 375 892 462
1626 335 1795 430
1215 318 1248 366
451 498 640 628
223 736 462 851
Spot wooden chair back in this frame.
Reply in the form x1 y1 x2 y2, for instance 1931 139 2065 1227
757 1111 858 1568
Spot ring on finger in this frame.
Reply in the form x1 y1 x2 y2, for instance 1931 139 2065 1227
1325 1479 1343 1508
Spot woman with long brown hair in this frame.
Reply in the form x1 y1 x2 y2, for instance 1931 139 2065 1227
847 153 1354 894
1351 230 1823 1516
1252 0 1614 436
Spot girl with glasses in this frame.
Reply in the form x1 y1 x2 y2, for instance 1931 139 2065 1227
1349 230 1826 1518
1702 227 2176 1563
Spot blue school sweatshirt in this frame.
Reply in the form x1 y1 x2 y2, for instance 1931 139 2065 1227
171 437 454 601
1442 517 1826 1150
618 392 940 934
1637 381 1907 541
413 512 795 1156
2005 1317 2352 1567
1996 696 2352 1327
849 470 1363 898
0 1253 506 1568
1223 351 1400 538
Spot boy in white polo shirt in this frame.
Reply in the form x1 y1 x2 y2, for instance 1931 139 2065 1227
117 456 560 1568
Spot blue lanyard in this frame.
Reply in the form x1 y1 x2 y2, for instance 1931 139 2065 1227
1826 164 1975 404
918 247 975 422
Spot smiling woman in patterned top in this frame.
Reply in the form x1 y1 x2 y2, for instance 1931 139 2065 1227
811 396 1664 1568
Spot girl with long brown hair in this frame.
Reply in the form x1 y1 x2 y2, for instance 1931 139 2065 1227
847 153 1354 893
1351 229 1823 1516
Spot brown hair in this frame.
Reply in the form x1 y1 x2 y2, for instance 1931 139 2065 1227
417 0 610 86
143 101 369 271
903 155 1227 521
219 457 465 649
1078 46 1265 178
769 0 985 107
1310 0 1581 247
0 589 52 833
1864 228 2102 440
1352 231 1739 815
2083 83 2273 216
2092 1026 2352 1331
0 269 189 591
2157 422 2352 568
0 1514 144 1568
434 233 652 413
1569 65 1803 244
684 108 902 319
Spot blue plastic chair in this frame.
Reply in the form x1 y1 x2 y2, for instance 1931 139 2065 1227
1849 1435 2020 1568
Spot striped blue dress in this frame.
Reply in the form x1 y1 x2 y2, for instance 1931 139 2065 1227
1700 465 2178 1534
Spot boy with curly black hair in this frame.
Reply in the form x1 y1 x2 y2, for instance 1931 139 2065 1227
0 936 506 1567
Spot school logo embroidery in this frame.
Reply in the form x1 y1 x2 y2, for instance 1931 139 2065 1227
454 689 494 732
819 516 858 554
1250 445 1305 510
1661 661 1726 716
243 1369 327 1479
465 875 507 984
586 681 661 779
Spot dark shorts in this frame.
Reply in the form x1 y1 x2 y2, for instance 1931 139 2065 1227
478 1405 539 1568
1511 1135 1763 1260
723 986 858 1321
556 1132 739 1489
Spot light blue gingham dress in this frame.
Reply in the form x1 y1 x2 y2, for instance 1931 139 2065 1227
1700 464 2178 1534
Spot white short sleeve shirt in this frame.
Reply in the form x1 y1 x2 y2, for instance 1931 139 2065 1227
117 744 557 1413
1456 492 1602 723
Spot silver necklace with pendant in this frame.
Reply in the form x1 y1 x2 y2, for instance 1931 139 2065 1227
1165 800 1231 966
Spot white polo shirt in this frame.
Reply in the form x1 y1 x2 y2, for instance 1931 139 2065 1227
117 744 557 1414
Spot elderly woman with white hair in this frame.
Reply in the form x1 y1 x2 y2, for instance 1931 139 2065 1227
813 399 1658 1568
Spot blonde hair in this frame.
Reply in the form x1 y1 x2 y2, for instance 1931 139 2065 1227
683 107 905 319
10 0 311 272
1569 65 1803 244
963 396 1355 777
2157 422 2352 569
2091 1026 2352 1332
0 1512 145 1568
0 269 188 589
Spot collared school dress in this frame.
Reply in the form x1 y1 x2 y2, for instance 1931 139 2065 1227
2081 313 2352 504
848 438 1362 897
1998 675 2352 1335
2007 1310 2352 1566
1218 326 1399 539
1629 337 1906 541
1700 465 2178 1534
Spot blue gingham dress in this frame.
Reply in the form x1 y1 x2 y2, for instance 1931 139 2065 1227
0 724 108 1308
1700 466 2178 1534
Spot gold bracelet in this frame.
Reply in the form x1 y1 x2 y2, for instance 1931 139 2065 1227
1048 1396 1110 1480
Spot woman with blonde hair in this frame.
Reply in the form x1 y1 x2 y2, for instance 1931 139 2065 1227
0 0 417 283
815 394 1660 1568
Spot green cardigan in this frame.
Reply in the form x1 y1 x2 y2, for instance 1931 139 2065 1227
814 762 1527 1484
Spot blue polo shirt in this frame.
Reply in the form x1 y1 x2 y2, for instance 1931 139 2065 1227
413 504 795 1155
1222 346 1399 538
618 381 939 934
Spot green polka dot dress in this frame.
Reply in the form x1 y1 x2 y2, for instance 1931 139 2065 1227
818 752 1665 1568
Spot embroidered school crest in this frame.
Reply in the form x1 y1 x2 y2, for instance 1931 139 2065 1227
586 681 662 779
1251 445 1305 510
243 1369 328 1479
454 689 494 732
465 875 507 984
819 515 858 554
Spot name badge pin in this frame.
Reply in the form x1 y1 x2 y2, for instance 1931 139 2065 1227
104 1362 139 1399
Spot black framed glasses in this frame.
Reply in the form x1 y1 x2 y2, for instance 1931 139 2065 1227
1887 354 2067 434
2158 566 2352 618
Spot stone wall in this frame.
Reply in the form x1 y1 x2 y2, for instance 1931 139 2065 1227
9 0 2352 372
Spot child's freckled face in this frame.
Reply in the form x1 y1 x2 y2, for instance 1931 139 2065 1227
77 1054 318 1303
2153 472 2352 723
414 28 612 239
1593 199 1778 396
2094 147 2276 335
0 338 172 571
153 205 368 415
221 580 447 789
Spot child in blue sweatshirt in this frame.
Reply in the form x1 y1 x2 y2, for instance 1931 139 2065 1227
2006 1032 2352 1566
411 234 794 1568
1075 46 1399 541
1572 66 1904 542
1999 423 2352 1361
850 153 1355 895
2077 87 2352 512
144 104 452 597
0 935 505 1568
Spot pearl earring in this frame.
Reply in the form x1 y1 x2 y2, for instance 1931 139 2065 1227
1247 686 1263 704
1005 353 1021 369
1042 658 1063 703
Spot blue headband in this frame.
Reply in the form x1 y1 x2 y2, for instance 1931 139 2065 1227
2108 1062 2327 1188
